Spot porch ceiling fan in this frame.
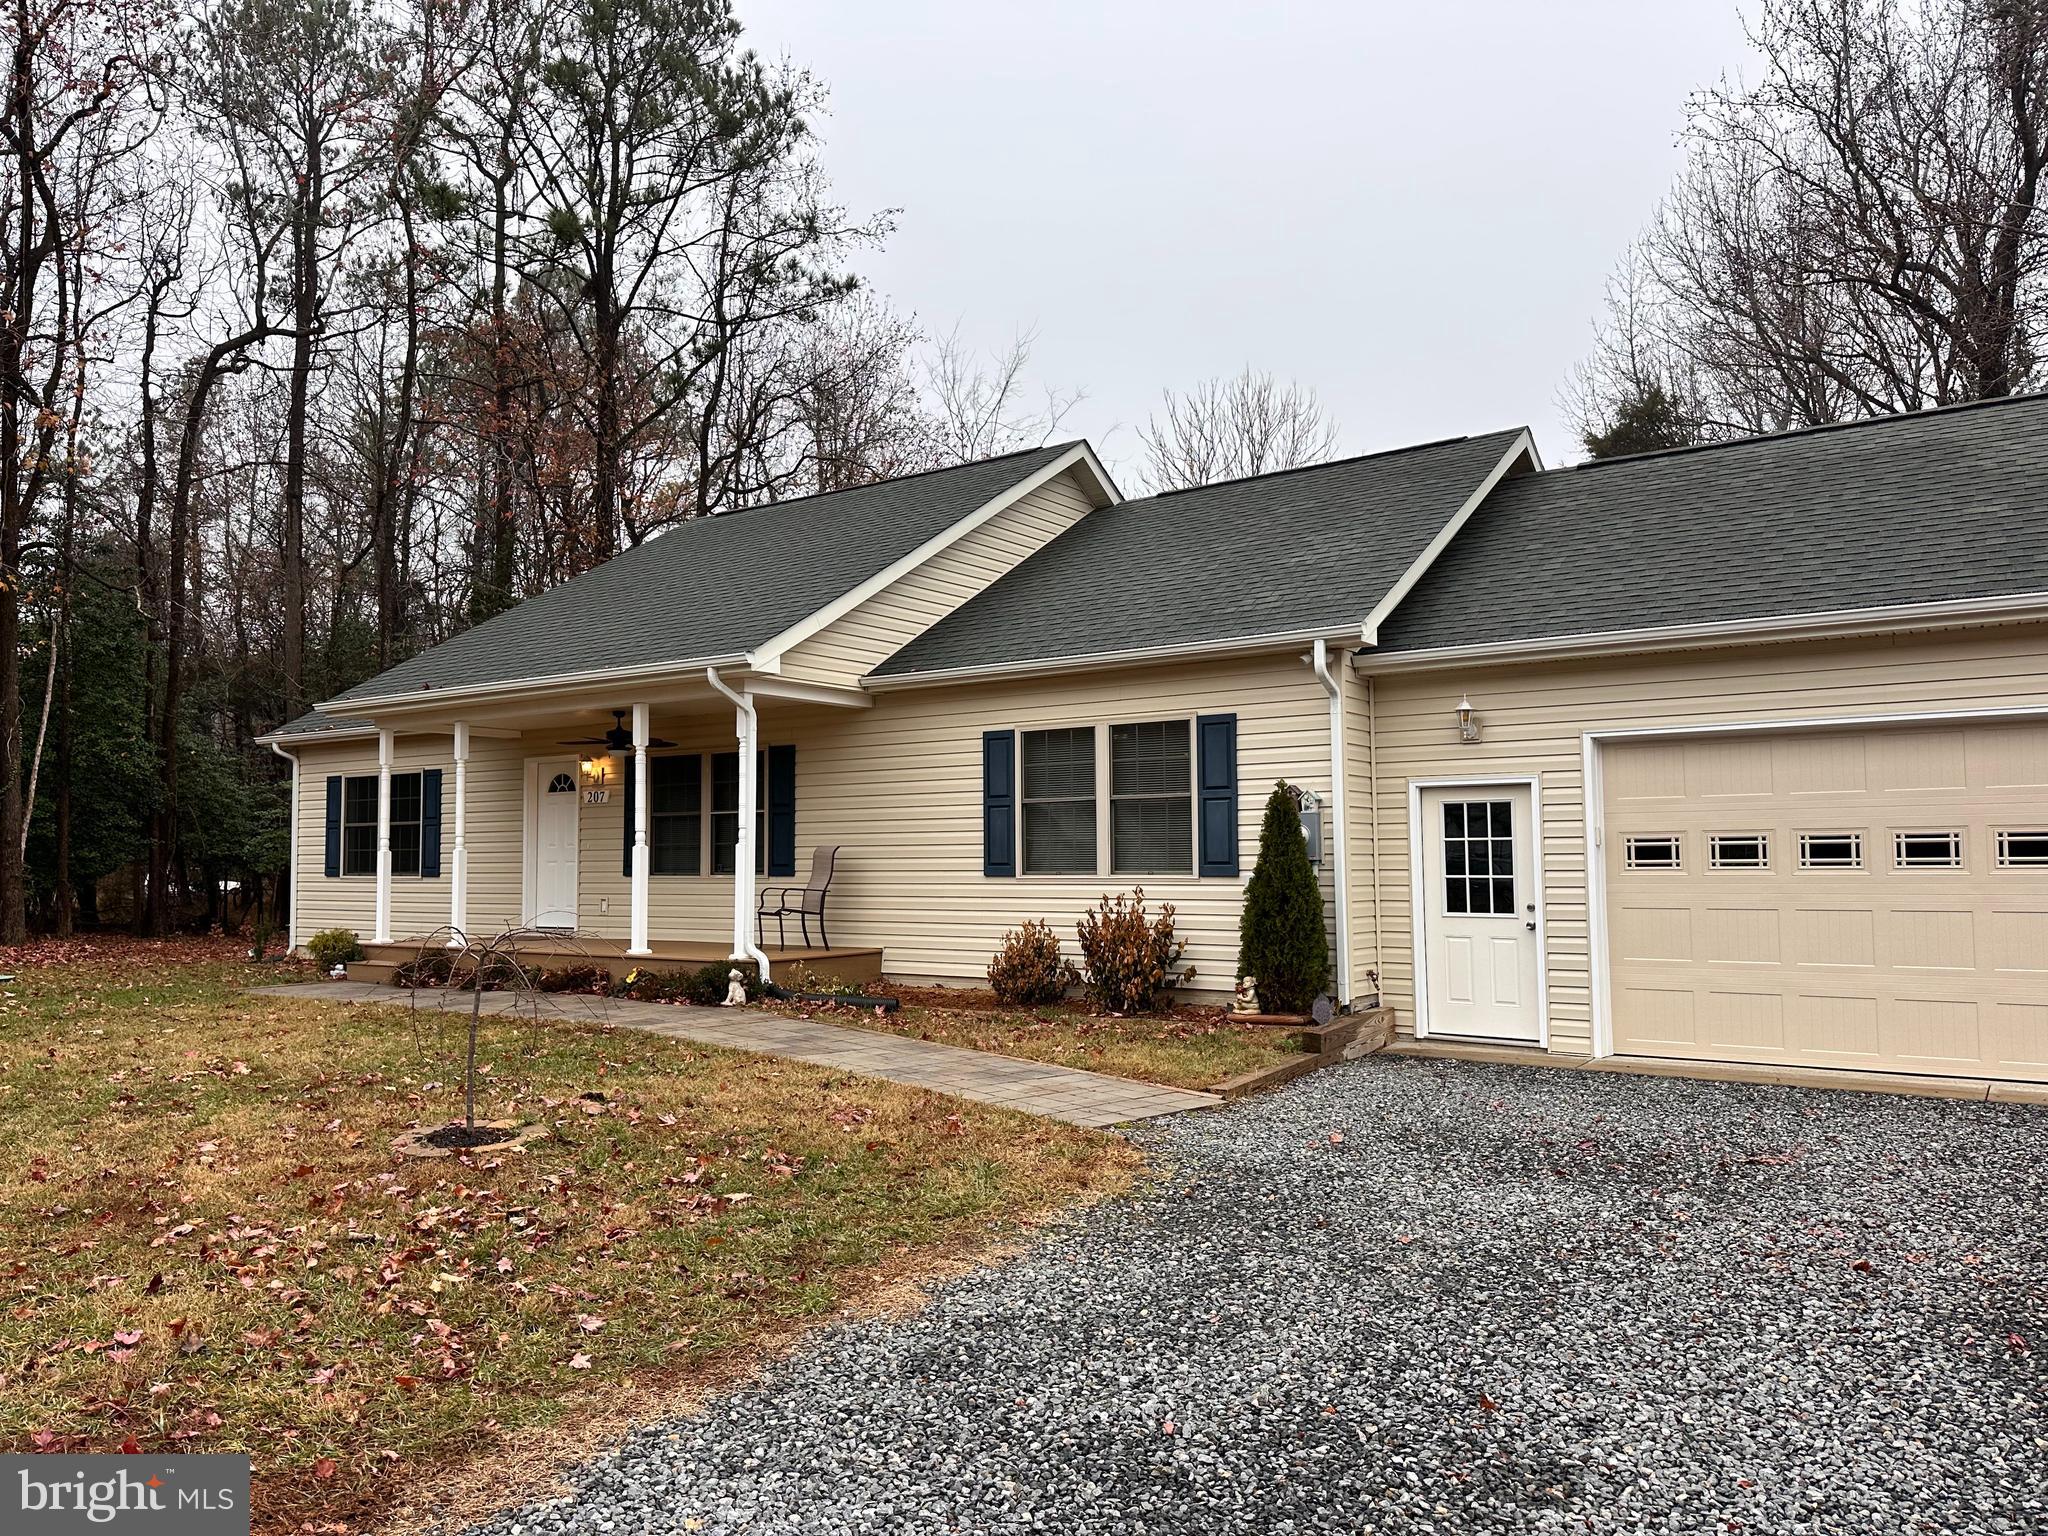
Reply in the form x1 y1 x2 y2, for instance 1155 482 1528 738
559 709 676 751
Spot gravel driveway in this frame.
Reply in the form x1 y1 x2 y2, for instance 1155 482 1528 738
475 1057 2047 1536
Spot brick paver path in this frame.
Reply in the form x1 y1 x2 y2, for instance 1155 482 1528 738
252 981 1222 1128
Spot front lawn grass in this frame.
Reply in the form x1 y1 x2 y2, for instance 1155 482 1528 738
0 939 1138 1532
787 989 1309 1091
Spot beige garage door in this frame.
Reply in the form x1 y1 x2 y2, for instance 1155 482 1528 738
1602 719 2048 1083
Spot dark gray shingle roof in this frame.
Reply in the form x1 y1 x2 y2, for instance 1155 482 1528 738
262 710 376 742
872 430 1529 679
326 444 1079 706
1372 394 2048 655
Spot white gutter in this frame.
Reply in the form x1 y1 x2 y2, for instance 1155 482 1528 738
325 650 752 716
705 666 774 985
1352 591 2048 673
269 739 300 953
1308 639 1353 1008
864 624 1359 692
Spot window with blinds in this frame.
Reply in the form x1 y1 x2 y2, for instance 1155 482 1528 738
1021 727 1097 874
710 752 765 876
1110 720 1192 874
650 755 701 875
341 772 423 877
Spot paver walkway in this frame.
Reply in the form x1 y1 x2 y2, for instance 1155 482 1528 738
251 981 1221 1128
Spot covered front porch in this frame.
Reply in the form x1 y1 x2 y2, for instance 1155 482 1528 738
299 663 873 983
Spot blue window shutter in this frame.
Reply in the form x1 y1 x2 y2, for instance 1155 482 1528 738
420 769 443 878
621 757 635 878
323 776 343 878
767 744 797 877
1196 714 1238 877
982 730 1016 877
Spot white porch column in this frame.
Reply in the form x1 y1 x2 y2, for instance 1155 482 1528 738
627 703 652 956
732 698 758 962
373 728 394 944
447 722 470 946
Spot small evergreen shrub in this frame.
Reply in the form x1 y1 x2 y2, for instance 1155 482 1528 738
1237 782 1330 1014
307 929 363 969
986 918 1077 1005
1075 888 1188 1014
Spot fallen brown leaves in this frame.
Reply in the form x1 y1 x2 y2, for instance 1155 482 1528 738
0 946 1138 1536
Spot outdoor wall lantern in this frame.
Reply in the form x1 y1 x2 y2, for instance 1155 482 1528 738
580 755 611 788
1456 694 1482 743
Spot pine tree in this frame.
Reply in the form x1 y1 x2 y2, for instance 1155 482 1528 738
1581 383 1698 460
1237 782 1330 1014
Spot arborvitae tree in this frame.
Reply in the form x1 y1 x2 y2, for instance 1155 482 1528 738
1237 782 1329 1014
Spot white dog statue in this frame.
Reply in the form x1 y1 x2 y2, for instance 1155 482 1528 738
722 968 749 1007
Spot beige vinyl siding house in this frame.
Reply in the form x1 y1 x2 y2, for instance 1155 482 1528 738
1352 621 2048 1069
773 469 1102 689
266 393 2048 1093
284 649 1339 994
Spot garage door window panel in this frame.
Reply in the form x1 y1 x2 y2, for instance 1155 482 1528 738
1624 835 1683 870
1996 830 2048 867
1798 832 1864 869
1709 834 1769 869
1893 831 1964 869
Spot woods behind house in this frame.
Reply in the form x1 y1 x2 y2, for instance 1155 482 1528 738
3 0 2041 941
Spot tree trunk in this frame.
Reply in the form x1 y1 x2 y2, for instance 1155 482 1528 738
281 111 325 715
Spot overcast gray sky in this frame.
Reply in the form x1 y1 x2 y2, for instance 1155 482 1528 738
741 1 1754 477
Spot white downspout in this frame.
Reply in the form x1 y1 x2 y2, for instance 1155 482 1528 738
269 740 299 954
705 667 774 985
1311 639 1354 1008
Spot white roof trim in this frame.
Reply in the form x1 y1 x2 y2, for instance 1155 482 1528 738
1350 591 2048 673
863 624 1359 691
256 725 381 748
744 441 1120 671
1358 429 1536 647
323 651 752 715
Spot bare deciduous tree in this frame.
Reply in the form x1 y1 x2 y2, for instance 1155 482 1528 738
920 325 1082 465
1139 367 1340 491
1573 0 2048 444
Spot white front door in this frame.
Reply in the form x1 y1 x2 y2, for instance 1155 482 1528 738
530 760 580 929
1419 783 1542 1042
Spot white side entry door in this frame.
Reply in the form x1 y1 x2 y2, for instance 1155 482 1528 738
530 760 581 929
1418 783 1542 1042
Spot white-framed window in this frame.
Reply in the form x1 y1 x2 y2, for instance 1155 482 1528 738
1020 726 1098 875
1442 799 1516 915
710 751 766 877
649 754 702 876
1009 718 1211 877
1798 832 1863 869
1624 834 1682 870
342 772 422 877
1709 833 1769 869
1109 720 1193 875
1996 830 2048 868
1893 830 1963 869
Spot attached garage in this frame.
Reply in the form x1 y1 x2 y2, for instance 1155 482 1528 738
1598 717 2048 1084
